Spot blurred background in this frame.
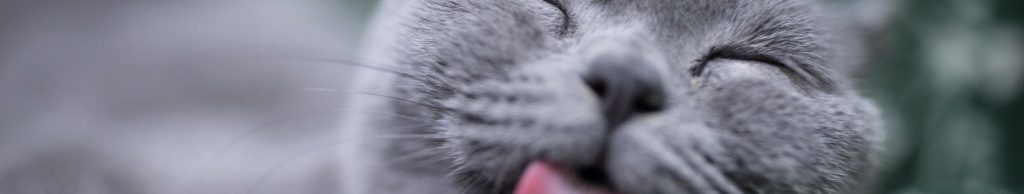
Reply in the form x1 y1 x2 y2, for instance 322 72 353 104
0 0 1020 194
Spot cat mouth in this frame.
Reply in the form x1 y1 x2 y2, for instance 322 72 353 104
513 161 618 194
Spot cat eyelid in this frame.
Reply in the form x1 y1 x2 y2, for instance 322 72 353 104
691 46 784 75
691 46 834 92
543 0 567 14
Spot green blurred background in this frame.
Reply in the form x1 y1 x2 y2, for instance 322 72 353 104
864 0 1023 193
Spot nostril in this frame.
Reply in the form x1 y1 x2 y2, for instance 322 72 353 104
583 55 668 128
584 74 608 98
635 87 667 113
575 166 611 185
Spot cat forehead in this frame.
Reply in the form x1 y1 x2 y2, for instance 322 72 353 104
583 0 817 26
606 0 810 12
410 0 819 30
413 0 820 37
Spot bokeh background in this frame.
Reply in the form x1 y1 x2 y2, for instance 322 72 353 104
0 0 1020 193
862 0 1023 193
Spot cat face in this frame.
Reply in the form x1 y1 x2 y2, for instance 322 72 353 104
384 0 880 193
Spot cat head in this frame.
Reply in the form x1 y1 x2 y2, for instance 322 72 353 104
381 0 882 193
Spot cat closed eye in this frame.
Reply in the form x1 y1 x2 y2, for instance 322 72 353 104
691 48 833 92
540 0 571 36
696 59 784 82
691 47 784 76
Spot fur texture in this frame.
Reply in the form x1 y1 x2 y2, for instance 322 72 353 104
340 0 883 193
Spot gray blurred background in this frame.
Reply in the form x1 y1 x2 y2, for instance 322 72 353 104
1 0 375 193
0 0 1020 194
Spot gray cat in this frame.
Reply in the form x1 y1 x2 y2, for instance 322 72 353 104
339 0 883 193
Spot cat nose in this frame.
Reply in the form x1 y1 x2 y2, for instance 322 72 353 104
583 54 668 128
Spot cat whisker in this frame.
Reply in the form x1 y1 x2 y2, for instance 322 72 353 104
243 132 451 194
384 146 447 167
631 132 717 193
187 109 431 191
207 109 425 160
296 88 452 112
364 132 451 140
261 54 430 83
677 144 742 194
243 140 348 194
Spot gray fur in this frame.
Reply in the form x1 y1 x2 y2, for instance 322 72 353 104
340 0 883 193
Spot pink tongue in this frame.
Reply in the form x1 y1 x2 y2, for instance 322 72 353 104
513 162 614 194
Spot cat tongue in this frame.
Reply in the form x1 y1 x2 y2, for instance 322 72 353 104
513 162 614 194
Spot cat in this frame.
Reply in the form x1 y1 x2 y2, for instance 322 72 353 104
339 0 884 193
